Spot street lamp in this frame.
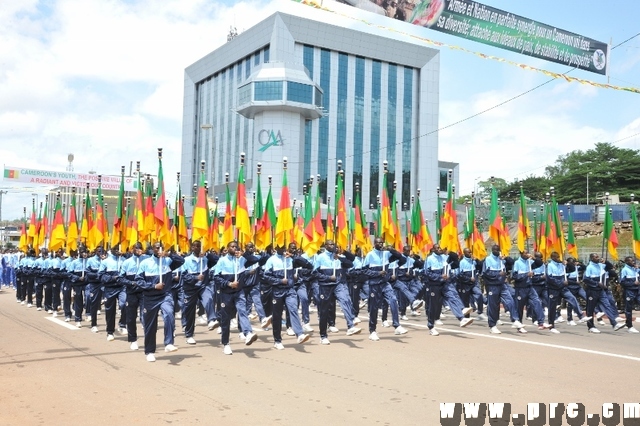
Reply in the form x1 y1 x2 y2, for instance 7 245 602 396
586 172 592 205
31 192 39 206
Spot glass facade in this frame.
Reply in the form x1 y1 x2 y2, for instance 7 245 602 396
386 63 397 197
191 43 421 216
254 81 283 101
318 49 331 201
303 45 315 183
402 67 413 207
238 84 251 106
369 60 381 208
353 56 364 197
286 81 313 104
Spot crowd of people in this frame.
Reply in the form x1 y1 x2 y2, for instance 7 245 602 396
3 238 639 362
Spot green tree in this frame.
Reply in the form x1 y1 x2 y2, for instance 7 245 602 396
498 176 551 202
545 142 640 203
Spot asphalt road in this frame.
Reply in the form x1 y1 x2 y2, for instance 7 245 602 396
1 288 639 425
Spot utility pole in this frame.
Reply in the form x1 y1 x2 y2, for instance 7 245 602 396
0 190 7 223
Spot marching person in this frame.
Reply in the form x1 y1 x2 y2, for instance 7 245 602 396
211 241 258 355
86 247 105 333
313 240 362 345
511 251 547 331
98 246 127 342
179 240 219 345
119 242 149 350
619 256 640 333
482 245 525 334
582 253 625 334
134 242 185 362
362 237 408 341
262 243 312 350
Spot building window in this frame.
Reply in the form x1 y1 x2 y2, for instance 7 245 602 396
303 45 314 79
353 56 365 197
402 66 413 207
318 49 331 201
315 87 323 108
369 60 382 208
336 53 348 167
237 84 251 106
254 81 283 101
264 46 270 63
286 81 313 104
386 63 397 195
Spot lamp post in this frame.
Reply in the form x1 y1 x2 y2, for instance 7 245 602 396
586 172 592 205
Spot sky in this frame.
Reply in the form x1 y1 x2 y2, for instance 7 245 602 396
1 0 639 221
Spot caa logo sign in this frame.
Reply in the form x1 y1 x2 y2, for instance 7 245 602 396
258 129 284 152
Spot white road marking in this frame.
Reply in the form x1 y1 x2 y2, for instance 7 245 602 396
45 316 80 330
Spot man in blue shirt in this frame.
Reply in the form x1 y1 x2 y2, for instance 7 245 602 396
211 241 258 355
119 242 149 350
482 245 525 334
313 240 362 344
362 237 408 341
134 242 185 362
262 243 312 350
179 240 219 345
511 251 547 331
582 253 625 333
99 246 127 342
619 256 640 333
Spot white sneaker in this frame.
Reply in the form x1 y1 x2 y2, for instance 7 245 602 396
369 331 380 341
106 334 115 342
497 320 504 326
238 333 246 342
207 320 219 331
216 327 222 334
411 299 424 310
589 327 601 334
596 312 605 320
410 310 421 316
64 317 71 322
164 344 178 352
273 342 285 350
460 317 474 328
320 337 331 345
517 327 528 334
20 301 25 305
47 309 53 314
462 307 473 316
302 323 314 333
186 337 197 345
394 326 408 335
555 315 565 323
261 316 272 328
346 327 362 336
130 342 139 350
52 312 58 317
512 320 524 329
490 326 502 334
328 326 339 333
579 316 589 323
90 326 98 333
75 322 82 328
477 313 487 321
37 307 42 311
196 315 207 325
230 318 238 330
146 353 156 362
435 319 444 326
359 300 368 309
297 334 310 344
615 317 625 324
429 328 440 336
549 328 560 334
245 332 258 346
286 327 296 336
27 303 32 308
119 327 127 334
223 344 232 355
248 312 258 320
382 321 390 328
175 311 182 320
567 320 577 326
614 323 626 332
353 317 362 324
400 315 408 321
628 327 639 334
